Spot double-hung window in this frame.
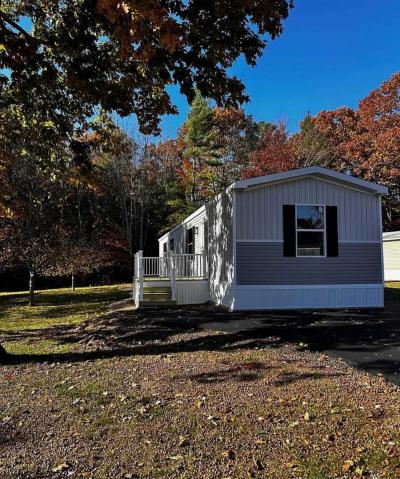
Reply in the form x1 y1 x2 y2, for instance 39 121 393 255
296 205 326 257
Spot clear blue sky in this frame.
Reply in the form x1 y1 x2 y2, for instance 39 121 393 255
155 0 400 138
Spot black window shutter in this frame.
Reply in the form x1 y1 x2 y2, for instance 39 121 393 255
283 205 296 257
326 206 338 257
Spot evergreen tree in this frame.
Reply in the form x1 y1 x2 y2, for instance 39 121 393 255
182 93 221 205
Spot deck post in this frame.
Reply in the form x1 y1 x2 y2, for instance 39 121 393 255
138 250 144 301
171 254 177 301
171 267 177 301
202 251 207 279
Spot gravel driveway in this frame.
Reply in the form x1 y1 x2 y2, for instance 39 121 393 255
195 297 400 385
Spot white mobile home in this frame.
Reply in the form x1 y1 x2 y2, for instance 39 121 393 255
383 231 400 281
134 166 388 311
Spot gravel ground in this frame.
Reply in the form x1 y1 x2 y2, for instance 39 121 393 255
1 307 399 479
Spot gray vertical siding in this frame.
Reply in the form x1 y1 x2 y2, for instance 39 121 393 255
236 177 381 241
236 242 382 285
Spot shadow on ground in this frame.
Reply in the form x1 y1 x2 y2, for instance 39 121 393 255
1 285 400 385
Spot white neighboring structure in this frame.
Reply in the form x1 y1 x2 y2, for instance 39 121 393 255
383 231 400 281
134 166 388 311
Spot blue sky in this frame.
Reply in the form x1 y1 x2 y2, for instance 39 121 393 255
155 0 400 138
17 2 400 138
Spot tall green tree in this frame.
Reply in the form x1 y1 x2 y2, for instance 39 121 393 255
181 93 221 204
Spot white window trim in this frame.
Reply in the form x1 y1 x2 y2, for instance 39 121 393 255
295 204 326 258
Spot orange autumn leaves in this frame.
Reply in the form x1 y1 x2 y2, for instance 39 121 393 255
314 72 400 185
96 0 183 59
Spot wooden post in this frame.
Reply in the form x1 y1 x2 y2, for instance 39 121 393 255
202 251 207 278
138 250 144 301
171 261 177 301
29 270 35 307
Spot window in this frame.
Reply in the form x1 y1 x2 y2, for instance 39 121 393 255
186 227 194 254
163 242 167 255
169 238 174 252
296 205 325 257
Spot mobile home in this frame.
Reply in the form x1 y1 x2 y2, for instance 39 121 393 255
134 166 387 311
383 231 400 281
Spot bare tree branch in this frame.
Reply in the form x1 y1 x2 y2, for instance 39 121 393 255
0 12 50 47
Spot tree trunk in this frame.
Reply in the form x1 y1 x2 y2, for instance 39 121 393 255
71 274 75 291
191 157 197 204
29 270 35 306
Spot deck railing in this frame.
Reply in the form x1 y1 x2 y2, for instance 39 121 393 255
134 251 208 280
133 251 208 304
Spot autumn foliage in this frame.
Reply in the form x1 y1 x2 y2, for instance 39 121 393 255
244 122 296 178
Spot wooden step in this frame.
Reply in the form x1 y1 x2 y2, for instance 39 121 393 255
142 286 171 293
139 300 176 307
142 292 172 302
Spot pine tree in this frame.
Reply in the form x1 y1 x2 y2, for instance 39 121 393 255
182 93 221 204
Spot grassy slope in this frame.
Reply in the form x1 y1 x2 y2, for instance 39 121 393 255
0 284 131 355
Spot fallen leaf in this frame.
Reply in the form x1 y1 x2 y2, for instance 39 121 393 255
221 450 235 460
168 455 184 461
252 456 265 470
52 463 69 473
207 415 220 425
342 460 354 473
304 412 311 421
178 435 189 447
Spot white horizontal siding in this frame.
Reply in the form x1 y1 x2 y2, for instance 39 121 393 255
385 270 400 281
161 209 207 256
383 241 400 269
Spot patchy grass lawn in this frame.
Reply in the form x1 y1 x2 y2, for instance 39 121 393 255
0 285 131 355
0 284 399 479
